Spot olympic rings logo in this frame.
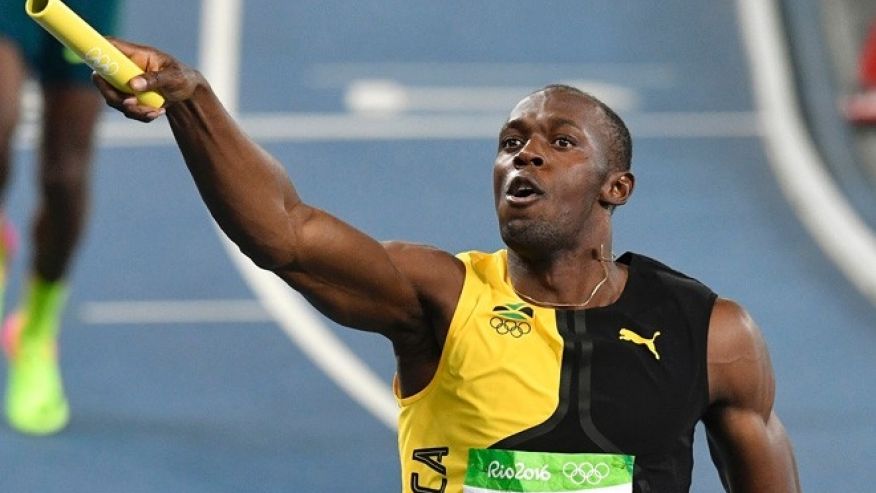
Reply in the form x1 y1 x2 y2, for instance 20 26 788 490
84 47 119 76
489 317 531 338
562 462 610 486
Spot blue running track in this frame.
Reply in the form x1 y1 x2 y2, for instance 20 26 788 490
2 1 875 491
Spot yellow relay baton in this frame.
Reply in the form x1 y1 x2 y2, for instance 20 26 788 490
25 0 165 108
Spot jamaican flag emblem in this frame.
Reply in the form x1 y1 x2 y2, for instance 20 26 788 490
490 303 534 338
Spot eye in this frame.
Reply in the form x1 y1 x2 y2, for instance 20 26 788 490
500 137 524 150
553 136 575 148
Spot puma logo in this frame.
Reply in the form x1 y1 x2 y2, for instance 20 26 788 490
618 328 661 360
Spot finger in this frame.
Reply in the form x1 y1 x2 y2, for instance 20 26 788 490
130 68 188 103
102 37 196 104
91 72 128 109
129 69 166 93
119 95 166 122
93 72 165 122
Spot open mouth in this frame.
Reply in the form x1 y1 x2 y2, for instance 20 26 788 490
505 176 544 203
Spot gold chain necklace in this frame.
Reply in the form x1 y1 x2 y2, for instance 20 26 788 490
513 271 609 309
512 256 613 309
510 246 616 309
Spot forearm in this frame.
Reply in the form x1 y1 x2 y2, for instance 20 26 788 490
166 80 300 268
726 414 799 493
707 408 800 493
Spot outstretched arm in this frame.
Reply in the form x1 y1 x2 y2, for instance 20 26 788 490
92 39 463 349
704 299 801 492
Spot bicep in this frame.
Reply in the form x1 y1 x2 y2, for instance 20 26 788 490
272 207 463 339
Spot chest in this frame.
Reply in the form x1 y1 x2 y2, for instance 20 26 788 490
560 308 707 454
447 297 707 455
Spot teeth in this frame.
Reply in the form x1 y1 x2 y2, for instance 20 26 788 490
507 177 540 198
509 186 535 198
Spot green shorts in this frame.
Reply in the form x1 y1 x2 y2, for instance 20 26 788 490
0 0 121 86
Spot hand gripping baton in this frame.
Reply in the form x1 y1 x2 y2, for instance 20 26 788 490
25 0 165 108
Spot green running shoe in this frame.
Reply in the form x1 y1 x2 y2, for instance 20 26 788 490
3 312 69 435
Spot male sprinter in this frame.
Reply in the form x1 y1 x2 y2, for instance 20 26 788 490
0 0 122 434
94 39 801 492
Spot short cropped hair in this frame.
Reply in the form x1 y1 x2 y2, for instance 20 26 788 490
538 84 632 172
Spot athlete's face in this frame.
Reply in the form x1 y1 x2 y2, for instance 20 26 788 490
493 89 615 255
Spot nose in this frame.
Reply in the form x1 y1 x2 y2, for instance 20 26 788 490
513 139 545 167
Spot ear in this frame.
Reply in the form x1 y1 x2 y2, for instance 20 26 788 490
599 171 635 207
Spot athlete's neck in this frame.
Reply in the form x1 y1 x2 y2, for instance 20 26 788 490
507 230 627 309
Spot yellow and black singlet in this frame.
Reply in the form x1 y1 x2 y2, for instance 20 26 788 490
395 250 716 493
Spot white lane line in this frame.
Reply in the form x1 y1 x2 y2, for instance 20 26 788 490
344 79 641 114
12 110 761 149
737 0 876 305
222 245 400 429
307 62 677 88
199 0 242 111
200 0 399 429
80 299 270 324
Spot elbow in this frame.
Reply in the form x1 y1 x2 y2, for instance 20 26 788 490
246 250 285 271
237 200 309 271
226 224 298 272
238 237 297 272
234 199 312 272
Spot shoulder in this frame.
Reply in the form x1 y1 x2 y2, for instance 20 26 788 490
383 241 466 289
707 298 775 414
397 247 510 288
384 241 466 320
626 252 717 309
708 299 769 376
627 252 710 288
383 240 463 264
